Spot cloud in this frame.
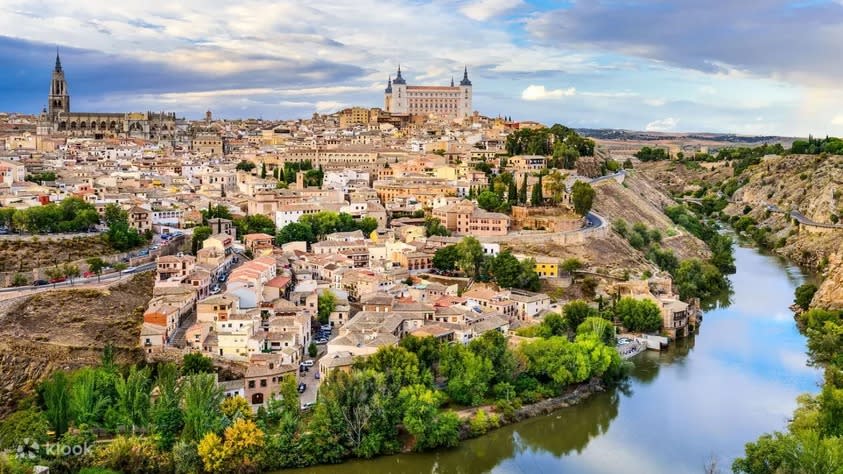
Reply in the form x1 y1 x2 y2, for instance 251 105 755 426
832 115 843 126
526 0 843 88
645 117 679 132
460 0 525 21
521 84 576 101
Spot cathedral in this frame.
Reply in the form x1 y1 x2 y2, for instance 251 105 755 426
384 66 473 119
38 51 181 140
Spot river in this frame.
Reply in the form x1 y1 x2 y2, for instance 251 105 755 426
294 242 821 474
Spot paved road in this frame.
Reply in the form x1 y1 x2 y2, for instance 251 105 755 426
790 210 843 229
0 262 156 296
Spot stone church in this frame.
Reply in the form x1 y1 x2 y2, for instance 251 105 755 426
38 52 181 140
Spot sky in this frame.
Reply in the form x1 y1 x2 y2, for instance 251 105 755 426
2 0 843 136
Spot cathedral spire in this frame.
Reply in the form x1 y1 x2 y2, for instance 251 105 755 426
451 76 454 87
385 75 393 93
54 47 62 73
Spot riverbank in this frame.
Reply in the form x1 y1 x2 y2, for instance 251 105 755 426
293 240 819 474
454 378 607 444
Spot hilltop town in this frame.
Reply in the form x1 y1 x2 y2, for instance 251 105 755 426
0 55 728 472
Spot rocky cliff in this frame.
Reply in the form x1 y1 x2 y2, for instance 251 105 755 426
0 273 153 416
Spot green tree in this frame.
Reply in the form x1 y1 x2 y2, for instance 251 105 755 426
309 368 394 458
432 245 460 272
468 330 517 385
399 335 443 373
477 190 502 212
182 353 214 375
561 257 584 275
86 257 107 282
424 217 450 237
507 179 517 202
62 262 81 284
191 226 212 255
615 297 663 333
456 236 485 278
563 300 598 329
577 317 616 345
399 385 461 450
530 175 544 206
0 406 49 450
150 363 183 450
260 162 267 179
70 367 109 427
795 283 818 311
235 215 276 237
571 181 596 216
114 366 151 433
181 373 224 442
673 258 729 300
308 342 318 357
275 222 315 246
318 290 336 325
357 217 379 235
236 160 256 172
518 174 528 204
40 370 72 436
440 344 494 406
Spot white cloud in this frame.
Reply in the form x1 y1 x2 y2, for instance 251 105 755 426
644 98 667 107
645 117 679 132
315 101 345 113
832 115 843 126
460 0 525 21
521 85 576 101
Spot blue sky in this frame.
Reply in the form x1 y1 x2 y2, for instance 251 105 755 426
2 0 843 135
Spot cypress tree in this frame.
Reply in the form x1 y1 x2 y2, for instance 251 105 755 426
508 179 517 202
530 175 543 206
518 174 528 204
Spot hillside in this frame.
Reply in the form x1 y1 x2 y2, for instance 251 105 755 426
591 174 710 261
725 154 843 268
0 234 114 273
505 172 710 277
0 272 153 416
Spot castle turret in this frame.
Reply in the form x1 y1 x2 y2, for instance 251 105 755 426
458 66 473 118
390 66 408 113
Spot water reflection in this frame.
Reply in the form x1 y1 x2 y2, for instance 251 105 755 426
292 242 821 474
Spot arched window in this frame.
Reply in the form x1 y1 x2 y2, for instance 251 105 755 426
251 393 263 405
69 122 77 130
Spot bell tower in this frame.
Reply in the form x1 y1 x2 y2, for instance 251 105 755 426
48 49 70 120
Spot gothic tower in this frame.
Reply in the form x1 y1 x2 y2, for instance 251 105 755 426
48 50 70 120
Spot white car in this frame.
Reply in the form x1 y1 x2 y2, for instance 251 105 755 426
301 402 315 411
210 285 221 295
301 360 314 367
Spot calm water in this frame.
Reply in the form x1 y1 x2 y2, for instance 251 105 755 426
293 242 821 474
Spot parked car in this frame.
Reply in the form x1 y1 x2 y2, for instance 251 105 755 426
297 383 307 393
32 279 48 286
49 277 66 284
218 274 228 282
301 402 315 411
301 360 314 367
315 338 328 345
320 324 331 332
210 285 221 295
314 372 320 380
82 271 95 278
